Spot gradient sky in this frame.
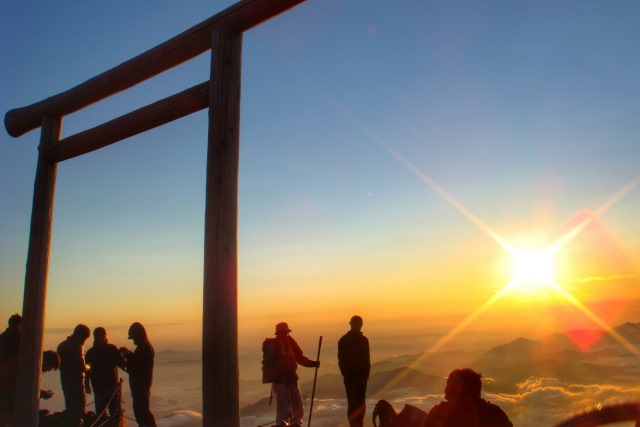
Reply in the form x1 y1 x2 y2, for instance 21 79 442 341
1 1 639 357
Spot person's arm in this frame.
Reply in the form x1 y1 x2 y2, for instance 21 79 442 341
40 389 54 399
365 336 371 377
68 343 87 373
84 348 93 393
291 337 320 368
111 345 127 371
84 371 92 394
337 336 346 376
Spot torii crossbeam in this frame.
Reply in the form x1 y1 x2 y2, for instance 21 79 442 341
3 1 307 426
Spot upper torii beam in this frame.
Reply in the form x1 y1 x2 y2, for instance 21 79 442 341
4 1 307 426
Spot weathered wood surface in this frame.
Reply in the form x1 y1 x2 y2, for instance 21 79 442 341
202 27 242 427
13 116 61 427
45 81 209 163
4 0 306 138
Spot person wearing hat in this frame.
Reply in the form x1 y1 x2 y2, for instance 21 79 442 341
120 322 157 427
264 322 320 427
85 327 126 418
338 315 370 427
57 324 91 426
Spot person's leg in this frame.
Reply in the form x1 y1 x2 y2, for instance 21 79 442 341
132 388 156 427
273 383 291 426
345 378 367 427
93 385 108 417
353 378 367 427
61 374 86 426
288 382 304 427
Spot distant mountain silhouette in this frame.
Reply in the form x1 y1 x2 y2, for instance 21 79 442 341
371 349 473 377
473 324 640 386
539 322 640 351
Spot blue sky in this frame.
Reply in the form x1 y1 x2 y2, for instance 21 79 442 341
1 1 639 352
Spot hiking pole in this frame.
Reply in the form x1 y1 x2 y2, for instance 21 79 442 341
269 383 273 406
307 336 322 427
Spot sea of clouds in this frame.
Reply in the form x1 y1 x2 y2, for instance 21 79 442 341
39 355 640 427
147 376 640 427
37 327 640 427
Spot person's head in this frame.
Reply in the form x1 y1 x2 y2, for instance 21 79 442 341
93 327 108 344
128 322 148 344
444 368 483 400
42 350 60 372
274 322 291 337
349 315 363 332
8 313 21 329
72 324 91 342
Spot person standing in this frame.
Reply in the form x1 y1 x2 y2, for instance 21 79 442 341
263 322 320 427
0 314 22 365
0 350 59 424
423 368 512 427
57 324 91 427
120 322 157 427
338 315 371 427
85 327 126 418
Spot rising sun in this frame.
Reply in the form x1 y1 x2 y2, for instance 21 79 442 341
511 248 555 285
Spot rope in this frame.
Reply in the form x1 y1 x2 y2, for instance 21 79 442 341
123 414 138 423
85 382 122 427
85 383 118 408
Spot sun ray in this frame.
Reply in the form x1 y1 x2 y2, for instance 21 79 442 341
376 280 521 396
307 83 640 388
545 280 640 357
549 176 640 254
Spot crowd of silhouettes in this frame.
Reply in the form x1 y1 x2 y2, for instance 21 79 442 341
2 311 515 427
0 314 157 427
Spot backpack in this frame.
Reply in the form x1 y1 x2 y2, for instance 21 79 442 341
262 338 278 383
373 399 427 427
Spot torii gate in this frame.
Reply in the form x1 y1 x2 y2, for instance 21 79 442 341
3 1 306 425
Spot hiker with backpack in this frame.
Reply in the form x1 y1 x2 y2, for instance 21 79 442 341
262 322 320 427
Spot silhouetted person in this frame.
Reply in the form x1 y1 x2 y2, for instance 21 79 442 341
423 368 512 427
120 322 157 427
0 314 21 365
85 327 126 418
57 324 91 426
264 322 320 427
338 315 370 427
0 350 59 424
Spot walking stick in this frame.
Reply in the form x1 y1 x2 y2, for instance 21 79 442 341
307 336 322 427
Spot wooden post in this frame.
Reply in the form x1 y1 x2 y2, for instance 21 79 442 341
118 379 126 427
13 115 61 427
202 25 242 427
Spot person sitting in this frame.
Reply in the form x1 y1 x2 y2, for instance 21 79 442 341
423 368 512 427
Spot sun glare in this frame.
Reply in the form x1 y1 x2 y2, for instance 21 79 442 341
511 249 555 285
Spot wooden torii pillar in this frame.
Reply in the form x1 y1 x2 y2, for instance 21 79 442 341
4 1 306 426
